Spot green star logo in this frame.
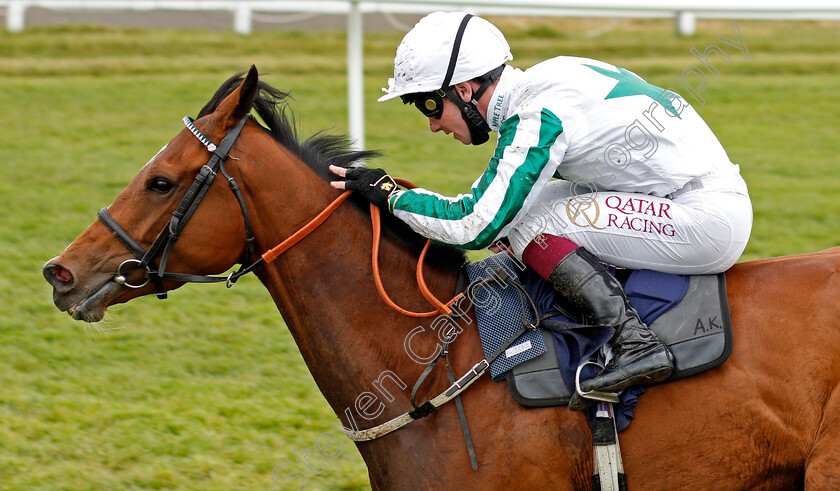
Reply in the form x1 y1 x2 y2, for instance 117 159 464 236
584 64 682 119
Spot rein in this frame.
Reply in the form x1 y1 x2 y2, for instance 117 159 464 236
99 115 461 317
369 178 463 317
263 191 462 317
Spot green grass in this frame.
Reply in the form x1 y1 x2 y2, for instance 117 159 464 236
1 17 839 489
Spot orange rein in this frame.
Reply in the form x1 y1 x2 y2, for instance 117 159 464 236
260 180 462 318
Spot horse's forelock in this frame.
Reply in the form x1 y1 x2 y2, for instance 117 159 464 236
198 72 376 180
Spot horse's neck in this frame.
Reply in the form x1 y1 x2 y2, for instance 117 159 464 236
245 160 456 418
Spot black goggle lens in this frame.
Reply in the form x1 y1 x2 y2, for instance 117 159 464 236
403 91 444 119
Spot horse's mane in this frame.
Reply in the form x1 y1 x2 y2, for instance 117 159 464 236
198 73 467 272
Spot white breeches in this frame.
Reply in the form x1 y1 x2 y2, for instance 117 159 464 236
507 175 753 275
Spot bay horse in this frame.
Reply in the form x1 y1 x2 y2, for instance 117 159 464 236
43 66 840 489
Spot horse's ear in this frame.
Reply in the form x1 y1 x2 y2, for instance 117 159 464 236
215 65 259 130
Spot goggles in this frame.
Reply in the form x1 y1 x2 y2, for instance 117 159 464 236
402 90 446 119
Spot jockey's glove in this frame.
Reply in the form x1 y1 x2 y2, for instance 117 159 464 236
342 167 400 210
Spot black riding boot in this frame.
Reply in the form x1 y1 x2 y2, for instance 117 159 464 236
547 248 674 410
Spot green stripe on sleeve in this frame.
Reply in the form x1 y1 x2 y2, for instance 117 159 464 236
394 114 520 220
395 108 564 249
463 108 564 248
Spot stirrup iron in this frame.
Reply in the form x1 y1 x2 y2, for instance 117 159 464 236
575 360 620 404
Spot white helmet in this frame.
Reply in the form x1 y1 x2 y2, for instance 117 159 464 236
378 12 513 102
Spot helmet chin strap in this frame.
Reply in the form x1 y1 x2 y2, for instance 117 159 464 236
439 88 487 145
440 67 501 146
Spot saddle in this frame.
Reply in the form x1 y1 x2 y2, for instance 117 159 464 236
464 253 732 422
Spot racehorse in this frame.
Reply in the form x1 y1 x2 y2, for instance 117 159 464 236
43 66 840 489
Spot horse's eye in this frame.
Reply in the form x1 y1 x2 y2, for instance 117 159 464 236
148 177 174 194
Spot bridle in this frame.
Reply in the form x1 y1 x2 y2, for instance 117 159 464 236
97 113 485 456
98 115 258 299
97 114 461 316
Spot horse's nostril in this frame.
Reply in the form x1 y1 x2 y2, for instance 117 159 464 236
43 263 75 288
54 267 72 283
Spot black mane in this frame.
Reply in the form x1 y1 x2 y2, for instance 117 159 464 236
199 72 467 272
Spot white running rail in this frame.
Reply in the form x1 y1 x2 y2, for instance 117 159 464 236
3 0 838 148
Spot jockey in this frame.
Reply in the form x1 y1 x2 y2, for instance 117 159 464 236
330 12 752 409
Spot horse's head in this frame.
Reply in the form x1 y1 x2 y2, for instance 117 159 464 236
43 66 264 322
44 65 461 324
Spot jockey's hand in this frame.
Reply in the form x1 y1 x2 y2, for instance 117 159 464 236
329 165 399 209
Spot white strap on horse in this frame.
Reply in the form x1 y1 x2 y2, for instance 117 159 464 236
593 403 627 491
337 359 488 441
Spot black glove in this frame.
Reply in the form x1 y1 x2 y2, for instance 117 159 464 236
342 167 400 209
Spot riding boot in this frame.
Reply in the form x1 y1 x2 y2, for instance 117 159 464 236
546 247 675 410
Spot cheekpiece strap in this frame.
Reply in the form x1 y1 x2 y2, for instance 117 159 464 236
183 116 218 153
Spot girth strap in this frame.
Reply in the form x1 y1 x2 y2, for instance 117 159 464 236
592 403 627 491
445 347 479 470
408 331 478 470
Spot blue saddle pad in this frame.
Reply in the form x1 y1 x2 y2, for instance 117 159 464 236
464 254 547 380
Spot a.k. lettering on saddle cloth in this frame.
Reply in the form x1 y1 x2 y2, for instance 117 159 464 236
465 253 733 432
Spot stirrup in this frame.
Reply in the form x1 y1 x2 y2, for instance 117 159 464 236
575 360 620 404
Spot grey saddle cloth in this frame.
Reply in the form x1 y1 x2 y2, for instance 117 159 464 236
464 254 732 408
